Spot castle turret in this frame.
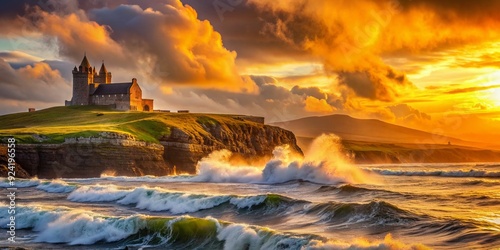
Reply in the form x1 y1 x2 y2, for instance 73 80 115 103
94 61 112 84
80 54 91 70
99 62 107 74
71 53 94 105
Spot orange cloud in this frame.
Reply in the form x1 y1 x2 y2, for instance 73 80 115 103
89 3 258 93
246 0 414 101
0 59 70 105
18 62 63 83
246 0 500 102
304 96 335 113
2 1 257 93
31 11 126 64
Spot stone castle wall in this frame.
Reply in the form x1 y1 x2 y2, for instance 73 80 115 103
142 99 154 112
72 72 92 105
91 94 131 110
94 72 112 84
129 80 143 111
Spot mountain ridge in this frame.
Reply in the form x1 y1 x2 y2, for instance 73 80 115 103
271 114 469 146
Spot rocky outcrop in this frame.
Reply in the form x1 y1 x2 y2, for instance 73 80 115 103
162 123 302 173
10 138 169 178
2 123 302 178
0 145 31 178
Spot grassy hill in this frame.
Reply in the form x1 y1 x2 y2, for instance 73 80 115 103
0 106 260 143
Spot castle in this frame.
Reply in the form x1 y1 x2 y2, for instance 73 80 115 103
65 54 154 111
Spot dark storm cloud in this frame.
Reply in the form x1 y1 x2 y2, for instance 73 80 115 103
181 0 314 65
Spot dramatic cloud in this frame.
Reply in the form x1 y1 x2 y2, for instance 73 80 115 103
156 76 346 122
225 0 500 101
290 85 344 110
2 0 500 141
304 96 335 113
238 0 414 101
90 4 257 92
388 103 431 122
0 0 257 92
0 58 70 113
182 0 315 67
338 69 408 102
0 51 43 64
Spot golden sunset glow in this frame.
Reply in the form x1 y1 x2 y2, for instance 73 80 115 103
1 0 500 143
1 2 500 249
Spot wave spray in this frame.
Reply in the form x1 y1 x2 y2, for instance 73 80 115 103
193 134 379 184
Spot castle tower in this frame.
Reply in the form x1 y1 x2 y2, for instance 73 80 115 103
94 61 112 84
71 53 94 105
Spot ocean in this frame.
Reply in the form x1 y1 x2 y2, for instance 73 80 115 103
1 136 499 249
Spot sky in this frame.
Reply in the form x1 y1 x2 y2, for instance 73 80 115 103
1 0 500 144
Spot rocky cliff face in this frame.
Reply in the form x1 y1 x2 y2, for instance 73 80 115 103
162 123 302 173
3 124 302 178
11 139 169 178
0 145 31 178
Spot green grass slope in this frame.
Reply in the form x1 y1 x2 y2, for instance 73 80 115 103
0 106 261 144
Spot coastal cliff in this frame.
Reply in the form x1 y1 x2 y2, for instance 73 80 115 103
8 138 169 178
163 123 301 173
0 106 302 178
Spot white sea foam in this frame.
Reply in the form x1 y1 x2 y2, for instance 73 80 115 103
36 179 77 193
35 212 144 245
0 178 40 188
217 223 264 249
0 206 64 231
100 175 192 182
217 222 429 250
116 187 231 214
368 168 500 178
0 205 428 249
58 134 377 186
192 134 379 185
68 185 232 214
0 205 145 245
229 195 267 209
68 185 129 202
216 220 307 250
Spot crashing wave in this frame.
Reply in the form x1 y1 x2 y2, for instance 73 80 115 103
0 205 429 249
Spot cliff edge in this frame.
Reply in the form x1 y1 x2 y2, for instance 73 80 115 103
0 106 302 178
